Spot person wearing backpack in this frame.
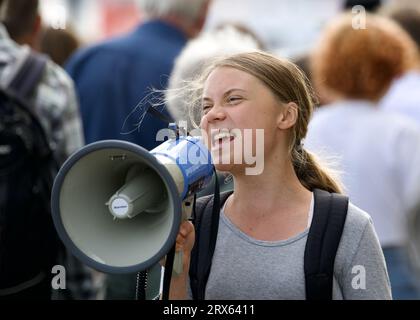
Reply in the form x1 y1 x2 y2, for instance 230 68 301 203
0 0 85 299
165 51 392 300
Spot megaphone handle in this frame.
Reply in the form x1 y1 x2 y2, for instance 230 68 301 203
170 196 194 276
173 251 183 275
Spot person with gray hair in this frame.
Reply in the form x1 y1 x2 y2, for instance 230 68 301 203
137 0 210 38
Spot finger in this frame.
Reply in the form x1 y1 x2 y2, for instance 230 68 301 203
176 234 186 245
179 227 189 238
179 221 194 237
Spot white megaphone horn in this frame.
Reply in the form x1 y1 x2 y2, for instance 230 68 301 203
51 131 213 275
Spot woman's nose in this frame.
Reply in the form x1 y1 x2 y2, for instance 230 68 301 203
205 105 227 123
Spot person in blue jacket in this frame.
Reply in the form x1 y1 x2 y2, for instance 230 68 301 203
66 0 211 150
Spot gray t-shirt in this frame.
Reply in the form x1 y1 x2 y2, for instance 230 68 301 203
189 193 392 300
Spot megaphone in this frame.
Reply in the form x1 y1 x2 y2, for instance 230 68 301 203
51 134 213 274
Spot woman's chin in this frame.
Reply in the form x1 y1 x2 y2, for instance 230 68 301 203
214 161 246 175
214 163 234 172
211 146 246 173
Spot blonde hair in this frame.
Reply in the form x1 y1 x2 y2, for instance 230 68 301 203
183 51 343 194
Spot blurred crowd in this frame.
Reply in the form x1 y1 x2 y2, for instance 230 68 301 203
1 0 420 300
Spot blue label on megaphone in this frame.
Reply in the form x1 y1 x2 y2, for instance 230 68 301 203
151 136 213 199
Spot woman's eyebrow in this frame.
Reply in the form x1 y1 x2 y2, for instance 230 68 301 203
203 88 247 102
223 88 246 97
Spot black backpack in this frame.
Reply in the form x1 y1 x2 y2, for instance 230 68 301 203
189 187 349 300
0 51 60 297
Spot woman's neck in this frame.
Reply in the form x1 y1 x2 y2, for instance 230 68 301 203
224 156 313 241
228 156 311 219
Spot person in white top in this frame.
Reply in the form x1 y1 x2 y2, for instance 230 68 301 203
381 71 420 125
379 5 420 126
306 13 420 299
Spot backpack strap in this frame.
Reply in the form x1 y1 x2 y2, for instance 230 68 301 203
7 50 47 100
304 188 349 300
0 50 56 201
189 194 213 300
189 175 233 300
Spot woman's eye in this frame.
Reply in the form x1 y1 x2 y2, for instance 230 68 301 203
202 105 212 114
227 96 242 104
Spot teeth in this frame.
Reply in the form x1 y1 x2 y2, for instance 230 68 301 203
212 131 235 146
214 132 232 141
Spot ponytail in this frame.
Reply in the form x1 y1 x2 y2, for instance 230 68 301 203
292 148 343 194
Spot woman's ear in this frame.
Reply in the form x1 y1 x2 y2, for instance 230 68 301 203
277 102 298 130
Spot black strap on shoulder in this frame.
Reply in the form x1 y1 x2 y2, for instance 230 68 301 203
0 51 51 160
304 188 349 300
8 51 47 100
189 173 233 300
188 194 212 299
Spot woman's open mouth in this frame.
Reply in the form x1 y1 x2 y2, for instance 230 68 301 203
211 130 236 151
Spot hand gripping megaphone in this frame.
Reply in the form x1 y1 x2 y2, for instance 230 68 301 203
51 132 213 275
